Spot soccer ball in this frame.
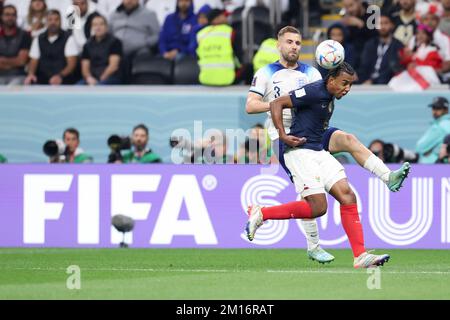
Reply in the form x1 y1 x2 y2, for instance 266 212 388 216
315 40 345 70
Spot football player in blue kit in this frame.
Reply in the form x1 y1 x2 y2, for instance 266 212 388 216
245 26 410 264
248 62 399 268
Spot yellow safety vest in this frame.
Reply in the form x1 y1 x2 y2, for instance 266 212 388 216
252 38 279 72
197 24 235 86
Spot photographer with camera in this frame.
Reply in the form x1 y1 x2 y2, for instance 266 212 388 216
369 139 418 164
43 128 93 163
108 124 161 164
436 134 450 164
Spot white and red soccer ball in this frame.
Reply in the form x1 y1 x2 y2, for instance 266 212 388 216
315 40 345 70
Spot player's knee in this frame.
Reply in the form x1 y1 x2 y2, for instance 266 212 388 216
310 201 327 218
343 133 359 150
339 186 357 205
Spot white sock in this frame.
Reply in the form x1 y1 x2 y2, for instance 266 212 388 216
300 219 320 251
363 154 390 184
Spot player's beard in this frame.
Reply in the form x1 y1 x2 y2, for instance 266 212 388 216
282 51 299 64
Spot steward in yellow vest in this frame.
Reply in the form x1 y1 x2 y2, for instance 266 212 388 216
252 38 279 72
196 9 236 86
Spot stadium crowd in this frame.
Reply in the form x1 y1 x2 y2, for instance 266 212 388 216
1 0 450 86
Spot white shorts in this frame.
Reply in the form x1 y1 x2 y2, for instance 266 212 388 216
284 148 346 197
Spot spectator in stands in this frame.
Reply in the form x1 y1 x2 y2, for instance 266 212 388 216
439 0 450 36
79 15 122 85
24 10 79 85
67 0 100 53
22 0 47 38
318 23 355 77
416 97 450 163
0 0 3 20
381 0 401 15
341 0 378 71
193 0 222 12
43 0 72 18
358 14 404 84
146 0 176 27
159 0 197 61
118 124 162 164
95 0 114 14
0 153 6 163
197 8 238 86
411 3 450 75
400 24 443 72
0 5 32 85
110 0 159 57
188 4 210 55
145 0 221 23
96 0 122 19
7 0 86 27
436 134 450 163
222 0 244 15
5 0 29 27
391 0 417 46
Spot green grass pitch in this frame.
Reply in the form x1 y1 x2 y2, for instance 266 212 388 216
0 248 448 300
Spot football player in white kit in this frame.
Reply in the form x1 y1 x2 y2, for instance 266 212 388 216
245 26 410 263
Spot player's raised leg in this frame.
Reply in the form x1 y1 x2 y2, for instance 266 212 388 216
328 178 390 268
327 130 410 192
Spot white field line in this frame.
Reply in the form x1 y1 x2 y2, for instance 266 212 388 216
2 267 450 275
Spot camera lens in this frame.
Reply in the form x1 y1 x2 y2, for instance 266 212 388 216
43 140 59 157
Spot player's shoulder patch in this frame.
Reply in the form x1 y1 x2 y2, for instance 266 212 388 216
251 76 257 87
294 88 306 98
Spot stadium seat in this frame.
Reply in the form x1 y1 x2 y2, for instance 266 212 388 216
229 6 244 25
131 53 173 85
249 6 273 47
173 56 200 84
230 6 272 63
230 6 245 62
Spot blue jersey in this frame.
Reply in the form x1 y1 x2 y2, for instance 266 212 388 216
288 80 335 151
249 61 322 141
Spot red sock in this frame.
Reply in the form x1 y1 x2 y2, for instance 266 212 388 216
261 201 313 220
340 204 366 257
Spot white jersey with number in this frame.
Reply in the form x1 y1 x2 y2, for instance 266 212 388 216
249 61 322 141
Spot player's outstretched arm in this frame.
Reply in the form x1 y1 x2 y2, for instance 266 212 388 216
269 96 305 147
245 92 270 114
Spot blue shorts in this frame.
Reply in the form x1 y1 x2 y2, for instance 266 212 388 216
274 127 341 182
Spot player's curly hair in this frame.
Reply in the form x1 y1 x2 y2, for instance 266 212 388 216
325 62 355 82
